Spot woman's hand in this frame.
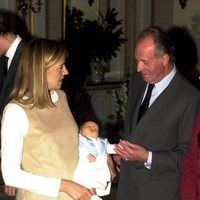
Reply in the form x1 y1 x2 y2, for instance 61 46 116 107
112 154 121 172
107 155 117 181
60 179 96 200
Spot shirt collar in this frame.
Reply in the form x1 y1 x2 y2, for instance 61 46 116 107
23 90 59 104
154 66 177 93
50 90 59 103
5 35 22 60
79 134 99 141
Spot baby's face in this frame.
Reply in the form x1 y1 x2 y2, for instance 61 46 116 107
80 121 99 138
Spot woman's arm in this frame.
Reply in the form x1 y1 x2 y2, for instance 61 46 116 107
1 103 61 197
1 103 96 199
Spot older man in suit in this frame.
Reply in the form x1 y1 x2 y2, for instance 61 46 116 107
114 26 200 200
0 10 28 199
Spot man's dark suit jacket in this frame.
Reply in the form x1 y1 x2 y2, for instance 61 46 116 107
0 39 27 116
117 71 200 200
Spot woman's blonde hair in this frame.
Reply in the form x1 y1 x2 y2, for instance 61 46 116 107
9 38 68 109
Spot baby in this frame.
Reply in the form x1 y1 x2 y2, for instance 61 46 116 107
73 121 116 200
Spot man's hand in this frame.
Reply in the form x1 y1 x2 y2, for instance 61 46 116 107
114 139 148 162
4 185 16 196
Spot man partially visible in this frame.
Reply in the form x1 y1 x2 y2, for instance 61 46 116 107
114 26 200 200
0 10 28 198
0 11 28 116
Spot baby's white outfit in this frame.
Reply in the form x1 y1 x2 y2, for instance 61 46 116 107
73 134 115 200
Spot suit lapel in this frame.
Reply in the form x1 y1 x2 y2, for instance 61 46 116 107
0 40 27 112
3 40 26 88
124 72 146 139
132 84 146 126
0 57 4 89
128 72 180 141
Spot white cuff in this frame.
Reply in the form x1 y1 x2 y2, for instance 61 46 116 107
144 151 152 169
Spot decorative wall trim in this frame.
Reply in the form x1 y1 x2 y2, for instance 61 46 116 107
62 0 67 39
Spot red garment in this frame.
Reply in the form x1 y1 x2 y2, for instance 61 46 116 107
180 113 200 200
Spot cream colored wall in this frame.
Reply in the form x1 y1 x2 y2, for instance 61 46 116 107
151 0 200 70
128 0 200 71
126 0 152 73
0 0 16 10
68 0 99 20
108 0 126 79
2 1 200 69
173 0 200 70
153 0 174 28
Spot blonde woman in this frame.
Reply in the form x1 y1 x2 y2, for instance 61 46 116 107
1 38 95 200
